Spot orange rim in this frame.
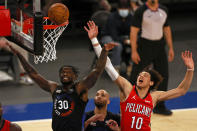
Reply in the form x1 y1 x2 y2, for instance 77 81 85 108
43 17 69 30
12 17 69 31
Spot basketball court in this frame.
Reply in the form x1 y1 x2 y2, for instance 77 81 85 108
13 108 197 131
0 0 197 131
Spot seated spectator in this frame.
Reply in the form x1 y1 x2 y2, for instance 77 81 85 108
0 102 22 131
84 89 120 131
100 0 133 74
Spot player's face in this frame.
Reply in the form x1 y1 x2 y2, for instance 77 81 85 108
94 90 109 108
136 71 151 88
60 67 76 84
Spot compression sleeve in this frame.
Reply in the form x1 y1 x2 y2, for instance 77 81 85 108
91 37 119 81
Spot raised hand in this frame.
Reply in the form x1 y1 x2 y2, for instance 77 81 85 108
181 50 194 70
104 43 118 51
84 21 98 39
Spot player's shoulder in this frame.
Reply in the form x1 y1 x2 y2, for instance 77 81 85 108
85 110 94 120
107 111 120 119
159 4 168 13
10 122 22 131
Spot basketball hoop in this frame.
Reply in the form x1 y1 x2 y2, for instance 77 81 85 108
33 17 68 64
11 16 68 64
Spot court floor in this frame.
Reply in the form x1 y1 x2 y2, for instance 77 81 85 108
15 108 197 131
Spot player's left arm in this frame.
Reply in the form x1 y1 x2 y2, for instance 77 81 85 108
152 51 194 104
76 45 110 101
163 26 174 62
10 123 22 131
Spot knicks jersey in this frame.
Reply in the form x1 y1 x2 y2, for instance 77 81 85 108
52 85 87 131
120 86 153 131
0 120 10 131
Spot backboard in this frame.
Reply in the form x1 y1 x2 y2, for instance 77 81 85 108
11 0 44 55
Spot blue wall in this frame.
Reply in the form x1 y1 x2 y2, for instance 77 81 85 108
3 92 197 121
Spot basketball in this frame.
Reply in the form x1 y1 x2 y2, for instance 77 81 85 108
48 3 69 25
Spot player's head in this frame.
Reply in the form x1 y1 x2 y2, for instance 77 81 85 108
118 0 130 18
147 0 158 5
94 89 110 109
0 102 2 120
59 65 79 85
136 67 163 91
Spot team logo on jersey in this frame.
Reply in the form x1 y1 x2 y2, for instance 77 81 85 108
54 94 75 117
131 95 136 100
56 90 62 93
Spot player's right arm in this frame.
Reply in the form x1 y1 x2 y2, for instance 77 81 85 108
151 51 194 106
84 21 132 101
130 26 140 64
7 43 57 94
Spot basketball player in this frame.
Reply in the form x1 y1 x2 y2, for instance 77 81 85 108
0 102 22 131
5 39 116 131
84 89 120 131
84 21 194 131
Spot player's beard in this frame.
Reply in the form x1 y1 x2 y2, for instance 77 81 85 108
95 101 106 109
62 81 73 87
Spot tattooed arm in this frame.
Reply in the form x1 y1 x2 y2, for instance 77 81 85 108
7 43 57 94
76 44 115 102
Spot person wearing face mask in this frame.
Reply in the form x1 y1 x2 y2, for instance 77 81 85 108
100 0 133 75
130 0 174 115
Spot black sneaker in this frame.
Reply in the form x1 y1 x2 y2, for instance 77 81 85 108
153 107 173 116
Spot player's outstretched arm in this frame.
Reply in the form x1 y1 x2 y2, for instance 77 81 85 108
76 45 110 101
84 21 133 102
7 43 57 94
153 51 194 103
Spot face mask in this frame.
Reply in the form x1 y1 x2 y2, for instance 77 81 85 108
118 9 129 18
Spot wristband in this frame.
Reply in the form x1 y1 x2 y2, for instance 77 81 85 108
187 68 194 71
91 37 99 45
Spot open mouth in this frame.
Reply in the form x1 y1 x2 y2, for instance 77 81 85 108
63 77 69 81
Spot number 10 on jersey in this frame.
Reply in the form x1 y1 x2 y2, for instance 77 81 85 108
131 116 143 129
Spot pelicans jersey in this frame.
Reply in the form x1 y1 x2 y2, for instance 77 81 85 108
0 120 10 131
120 86 153 131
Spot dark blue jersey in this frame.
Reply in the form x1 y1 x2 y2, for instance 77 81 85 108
52 84 88 131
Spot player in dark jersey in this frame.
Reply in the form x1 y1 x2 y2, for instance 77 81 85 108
85 20 194 131
0 102 22 131
3 38 117 131
84 89 120 131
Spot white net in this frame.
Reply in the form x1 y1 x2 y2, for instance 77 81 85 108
34 18 68 64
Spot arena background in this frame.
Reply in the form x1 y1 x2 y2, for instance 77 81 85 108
0 0 197 130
